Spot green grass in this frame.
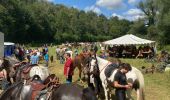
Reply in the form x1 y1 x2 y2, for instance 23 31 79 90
47 46 170 100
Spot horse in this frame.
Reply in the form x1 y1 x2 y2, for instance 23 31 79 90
88 56 145 100
0 56 49 84
51 84 97 100
0 81 31 100
0 75 97 100
0 56 21 84
72 52 91 81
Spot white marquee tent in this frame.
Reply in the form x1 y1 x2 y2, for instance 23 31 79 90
103 34 155 45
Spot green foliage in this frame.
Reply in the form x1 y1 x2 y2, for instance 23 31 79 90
137 0 170 45
3 0 170 45
128 20 147 35
0 0 132 44
157 2 170 44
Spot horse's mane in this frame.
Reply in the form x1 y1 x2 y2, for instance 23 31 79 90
3 56 20 68
0 81 23 97
77 53 84 58
5 56 20 63
96 56 111 64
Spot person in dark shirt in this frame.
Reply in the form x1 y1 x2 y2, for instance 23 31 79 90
114 63 132 100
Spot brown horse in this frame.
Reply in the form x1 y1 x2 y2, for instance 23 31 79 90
72 52 91 80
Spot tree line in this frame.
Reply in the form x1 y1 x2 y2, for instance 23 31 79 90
0 0 170 45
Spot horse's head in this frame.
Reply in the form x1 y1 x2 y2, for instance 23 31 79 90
2 56 20 68
1 57 23 83
82 55 98 81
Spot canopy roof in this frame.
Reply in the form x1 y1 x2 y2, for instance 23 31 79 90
4 42 15 46
103 34 155 45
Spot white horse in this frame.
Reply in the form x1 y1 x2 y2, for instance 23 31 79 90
89 56 145 100
29 65 50 81
165 64 170 72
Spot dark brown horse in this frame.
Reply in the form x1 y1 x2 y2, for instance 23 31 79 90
0 74 97 100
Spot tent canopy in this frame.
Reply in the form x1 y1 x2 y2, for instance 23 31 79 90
103 34 155 45
4 42 15 46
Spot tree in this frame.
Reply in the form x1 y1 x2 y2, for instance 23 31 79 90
138 0 158 26
0 0 132 44
128 20 147 36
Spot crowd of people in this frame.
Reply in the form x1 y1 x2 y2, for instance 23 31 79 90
13 44 49 66
106 45 156 59
2 42 170 100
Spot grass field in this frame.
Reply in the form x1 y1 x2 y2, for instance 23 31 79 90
46 46 170 100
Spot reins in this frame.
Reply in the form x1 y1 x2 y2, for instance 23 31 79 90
100 61 111 73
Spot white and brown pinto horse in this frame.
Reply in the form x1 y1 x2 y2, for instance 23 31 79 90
89 56 145 100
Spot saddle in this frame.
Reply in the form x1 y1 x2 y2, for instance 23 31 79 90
30 75 60 100
104 63 119 78
22 64 38 74
14 62 27 68
31 81 46 100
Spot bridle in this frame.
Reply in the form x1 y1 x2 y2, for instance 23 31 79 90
89 56 111 73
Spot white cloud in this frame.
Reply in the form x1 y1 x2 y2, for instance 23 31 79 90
96 0 126 10
72 5 78 9
124 8 143 16
46 0 55 2
128 0 137 4
123 8 145 21
85 5 101 14
112 13 125 19
46 0 54 2
111 9 145 21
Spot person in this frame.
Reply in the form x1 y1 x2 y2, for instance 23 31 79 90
44 46 48 53
44 52 49 67
64 53 74 83
113 63 132 100
30 52 39 64
50 55 53 63
56 46 60 60
74 47 79 57
59 48 65 64
136 47 143 58
0 68 8 90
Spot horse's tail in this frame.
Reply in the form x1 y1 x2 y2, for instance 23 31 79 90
133 67 145 100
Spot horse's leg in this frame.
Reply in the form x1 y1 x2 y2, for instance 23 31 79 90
102 82 109 100
109 89 112 100
10 77 14 84
136 88 145 100
137 89 140 100
126 88 134 100
78 66 82 81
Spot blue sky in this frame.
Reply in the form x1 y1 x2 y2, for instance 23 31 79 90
47 0 144 21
